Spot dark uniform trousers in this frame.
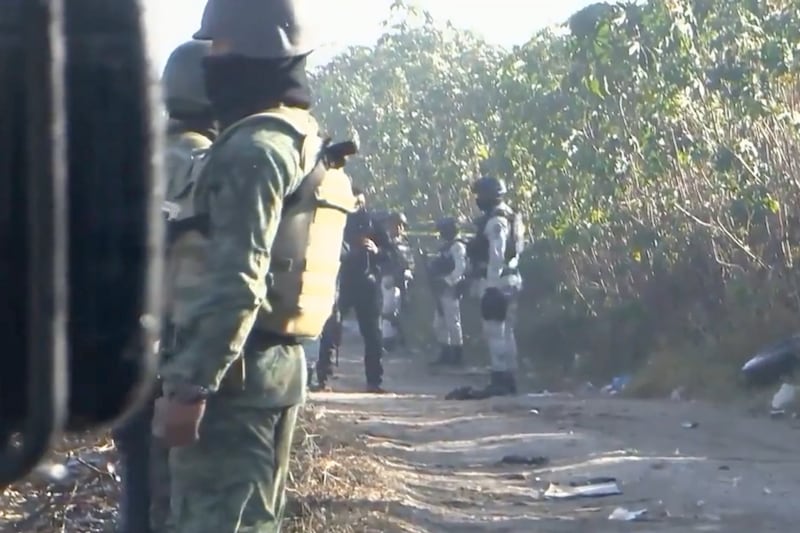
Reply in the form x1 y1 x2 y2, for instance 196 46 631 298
318 275 383 387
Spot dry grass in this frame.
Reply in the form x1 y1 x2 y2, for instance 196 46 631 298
0 403 398 533
284 403 401 532
0 433 121 532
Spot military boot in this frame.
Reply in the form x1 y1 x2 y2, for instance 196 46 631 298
429 345 451 366
477 371 506 397
504 371 518 394
450 345 464 365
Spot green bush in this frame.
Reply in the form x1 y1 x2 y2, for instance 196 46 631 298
314 0 800 396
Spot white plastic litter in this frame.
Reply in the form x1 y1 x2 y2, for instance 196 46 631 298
771 383 796 410
608 507 647 521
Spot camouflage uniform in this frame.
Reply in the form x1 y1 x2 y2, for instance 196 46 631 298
160 111 312 533
159 2 352 531
115 39 215 533
429 217 467 366
467 177 525 395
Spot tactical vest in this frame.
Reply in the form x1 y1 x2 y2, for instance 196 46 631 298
391 235 414 275
430 238 466 277
466 205 524 278
161 129 214 327
176 107 357 338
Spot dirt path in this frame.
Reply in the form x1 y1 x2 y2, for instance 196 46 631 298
309 326 800 532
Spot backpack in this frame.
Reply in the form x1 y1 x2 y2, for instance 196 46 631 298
161 131 213 328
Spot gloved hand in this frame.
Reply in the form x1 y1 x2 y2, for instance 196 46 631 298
362 238 378 254
152 383 208 447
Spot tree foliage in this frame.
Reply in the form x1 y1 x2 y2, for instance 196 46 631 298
312 0 800 388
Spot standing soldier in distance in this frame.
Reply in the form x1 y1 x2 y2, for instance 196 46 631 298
154 1 358 531
326 207 392 392
382 212 414 350
428 217 467 367
113 38 216 533
313 188 364 390
466 177 525 396
387 212 415 311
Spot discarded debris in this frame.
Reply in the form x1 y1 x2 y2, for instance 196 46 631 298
500 455 549 466
544 477 622 500
31 462 70 483
608 507 647 521
601 375 631 395
771 383 796 411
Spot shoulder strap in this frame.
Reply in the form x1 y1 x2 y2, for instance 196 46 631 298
214 107 323 177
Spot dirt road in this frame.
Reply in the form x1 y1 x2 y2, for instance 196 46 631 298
309 328 800 532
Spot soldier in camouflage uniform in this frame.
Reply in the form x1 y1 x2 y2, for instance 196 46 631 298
113 38 215 533
466 177 526 396
428 217 467 367
155 1 357 531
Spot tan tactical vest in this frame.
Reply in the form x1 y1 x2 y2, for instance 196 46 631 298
162 130 213 327
178 107 357 338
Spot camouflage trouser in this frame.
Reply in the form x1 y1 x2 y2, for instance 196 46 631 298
433 287 463 347
168 399 300 533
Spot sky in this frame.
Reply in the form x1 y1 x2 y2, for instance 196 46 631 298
143 0 596 70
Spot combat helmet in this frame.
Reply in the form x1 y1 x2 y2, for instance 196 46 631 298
471 176 507 200
435 217 458 239
193 0 316 58
161 40 212 118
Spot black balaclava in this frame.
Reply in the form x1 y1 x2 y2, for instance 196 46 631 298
476 195 500 213
202 54 312 129
440 227 457 242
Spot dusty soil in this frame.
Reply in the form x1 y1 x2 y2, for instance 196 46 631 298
310 325 800 532
4 325 799 532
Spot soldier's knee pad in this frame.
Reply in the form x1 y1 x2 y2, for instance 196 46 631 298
480 288 508 321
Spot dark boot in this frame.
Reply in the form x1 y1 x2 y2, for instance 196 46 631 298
478 371 505 397
316 367 330 390
429 345 451 366
450 345 464 365
504 371 518 394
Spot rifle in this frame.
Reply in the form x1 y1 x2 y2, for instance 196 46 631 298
332 306 342 367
